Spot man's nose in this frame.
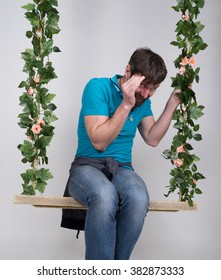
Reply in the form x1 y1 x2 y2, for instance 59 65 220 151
141 89 151 98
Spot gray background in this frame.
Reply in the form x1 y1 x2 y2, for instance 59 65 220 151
0 0 220 259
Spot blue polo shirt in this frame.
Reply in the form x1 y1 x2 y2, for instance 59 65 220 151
75 74 153 163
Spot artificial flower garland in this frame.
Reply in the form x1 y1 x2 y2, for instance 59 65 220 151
18 0 60 195
163 0 207 205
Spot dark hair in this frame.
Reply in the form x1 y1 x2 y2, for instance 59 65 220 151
128 47 167 85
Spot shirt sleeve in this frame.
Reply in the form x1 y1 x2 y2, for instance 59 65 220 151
82 78 109 116
143 99 154 118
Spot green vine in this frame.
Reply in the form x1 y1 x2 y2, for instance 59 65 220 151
17 0 60 195
162 0 207 206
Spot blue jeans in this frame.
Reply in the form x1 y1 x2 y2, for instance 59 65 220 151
67 165 149 260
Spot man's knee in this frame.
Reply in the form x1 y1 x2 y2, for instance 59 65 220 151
89 185 119 212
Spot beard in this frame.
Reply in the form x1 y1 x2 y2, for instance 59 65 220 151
132 92 147 109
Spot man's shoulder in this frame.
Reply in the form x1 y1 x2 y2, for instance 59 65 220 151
87 76 110 86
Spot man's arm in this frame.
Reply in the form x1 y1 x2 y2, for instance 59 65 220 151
84 102 131 152
138 89 180 147
84 75 145 151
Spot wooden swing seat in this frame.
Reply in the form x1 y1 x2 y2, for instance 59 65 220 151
13 195 197 212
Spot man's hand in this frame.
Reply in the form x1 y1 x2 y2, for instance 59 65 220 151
121 75 145 108
169 88 182 107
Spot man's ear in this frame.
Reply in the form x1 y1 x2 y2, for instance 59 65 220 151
125 64 131 79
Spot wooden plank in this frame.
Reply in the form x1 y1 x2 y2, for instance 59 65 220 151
13 195 197 211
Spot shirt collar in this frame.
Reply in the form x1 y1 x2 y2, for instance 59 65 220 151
110 74 123 95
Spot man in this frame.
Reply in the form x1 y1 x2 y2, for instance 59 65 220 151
61 47 180 260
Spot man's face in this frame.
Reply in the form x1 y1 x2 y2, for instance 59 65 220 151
134 76 160 107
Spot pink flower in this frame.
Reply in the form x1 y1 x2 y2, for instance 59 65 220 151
189 57 196 66
181 104 187 112
31 124 42 135
179 66 185 75
176 146 185 153
193 179 197 185
37 119 45 126
173 159 183 167
182 10 190 21
33 75 40 83
181 56 196 68
182 14 189 21
181 57 189 66
27 87 34 95
36 27 42 38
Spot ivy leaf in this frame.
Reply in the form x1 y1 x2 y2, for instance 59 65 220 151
51 0 58 7
193 172 206 180
195 188 202 194
197 0 205 8
36 168 53 181
21 169 35 185
193 133 202 141
22 185 36 196
191 164 197 172
42 39 54 57
185 143 193 150
162 149 172 159
194 21 205 33
200 42 208 50
189 106 204 120
193 124 200 131
35 181 47 193
35 135 53 148
18 81 27 88
53 46 61 52
21 3 35 10
26 31 33 38
18 140 37 160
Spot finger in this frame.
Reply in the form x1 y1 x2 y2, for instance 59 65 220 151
130 75 145 86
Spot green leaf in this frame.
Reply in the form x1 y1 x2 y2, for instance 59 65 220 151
18 140 37 159
35 135 53 148
44 93 56 104
41 125 55 136
26 31 33 38
36 168 53 181
35 181 47 193
197 0 205 8
44 110 58 123
185 143 193 150
171 5 180 12
194 21 205 33
21 3 35 10
193 172 206 180
21 169 35 184
42 39 54 57
162 149 172 159
193 133 202 141
171 41 180 46
200 42 208 50
189 106 204 120
193 124 200 131
53 46 61 52
47 103 57 111
191 154 200 162
25 11 40 26
18 81 27 88
51 0 58 7
195 188 202 194
191 164 197 172
22 185 36 196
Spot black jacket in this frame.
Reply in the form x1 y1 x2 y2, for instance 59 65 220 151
60 157 132 232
